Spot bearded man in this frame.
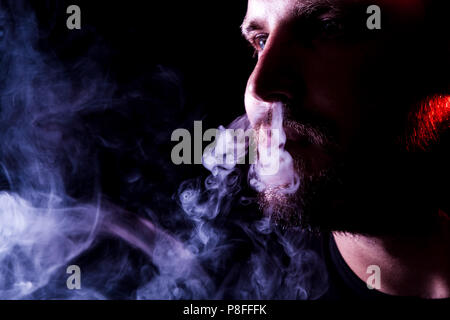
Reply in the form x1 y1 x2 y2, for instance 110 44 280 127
241 0 450 299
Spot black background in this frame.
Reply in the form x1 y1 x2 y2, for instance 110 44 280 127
29 0 254 205
32 0 252 122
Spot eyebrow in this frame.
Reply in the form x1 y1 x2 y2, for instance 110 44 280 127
240 19 265 41
240 0 345 40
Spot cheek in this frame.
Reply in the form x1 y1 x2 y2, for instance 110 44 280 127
300 45 381 143
303 47 367 104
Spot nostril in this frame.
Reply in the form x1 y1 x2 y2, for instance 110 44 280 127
266 94 289 104
249 68 295 103
256 92 292 105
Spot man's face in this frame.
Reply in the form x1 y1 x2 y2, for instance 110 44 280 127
242 0 447 234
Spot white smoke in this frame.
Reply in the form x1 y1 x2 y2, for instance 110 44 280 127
0 0 328 300
248 102 300 194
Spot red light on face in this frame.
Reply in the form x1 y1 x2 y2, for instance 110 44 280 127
438 209 450 220
406 95 450 151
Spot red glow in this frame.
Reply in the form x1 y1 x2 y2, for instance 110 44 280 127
406 95 450 151
438 209 450 220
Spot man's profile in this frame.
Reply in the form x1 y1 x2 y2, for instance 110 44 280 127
0 0 449 302
241 0 450 299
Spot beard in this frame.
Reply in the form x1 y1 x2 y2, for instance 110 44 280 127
256 150 343 234
253 111 341 233
253 99 447 236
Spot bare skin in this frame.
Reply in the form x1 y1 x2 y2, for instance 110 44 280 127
334 214 450 298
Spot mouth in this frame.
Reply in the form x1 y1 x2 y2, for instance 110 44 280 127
283 122 317 158
284 126 313 148
284 126 332 175
284 138 311 168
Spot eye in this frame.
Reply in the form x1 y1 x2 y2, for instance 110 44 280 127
256 35 267 50
317 19 345 39
252 34 268 54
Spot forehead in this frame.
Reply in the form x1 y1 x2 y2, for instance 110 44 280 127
243 0 425 26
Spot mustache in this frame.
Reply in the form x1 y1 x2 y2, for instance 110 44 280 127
251 104 334 148
284 119 330 147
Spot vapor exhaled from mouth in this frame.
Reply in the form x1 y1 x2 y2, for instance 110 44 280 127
0 1 328 299
249 103 300 194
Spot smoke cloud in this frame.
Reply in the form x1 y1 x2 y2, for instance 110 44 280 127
0 1 328 299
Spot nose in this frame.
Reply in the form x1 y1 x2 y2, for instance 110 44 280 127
245 31 300 106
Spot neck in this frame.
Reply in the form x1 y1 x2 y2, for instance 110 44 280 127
332 215 450 299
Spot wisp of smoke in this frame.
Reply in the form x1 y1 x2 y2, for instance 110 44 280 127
0 1 328 299
248 102 300 194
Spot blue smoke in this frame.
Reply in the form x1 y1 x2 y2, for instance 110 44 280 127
0 0 328 299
